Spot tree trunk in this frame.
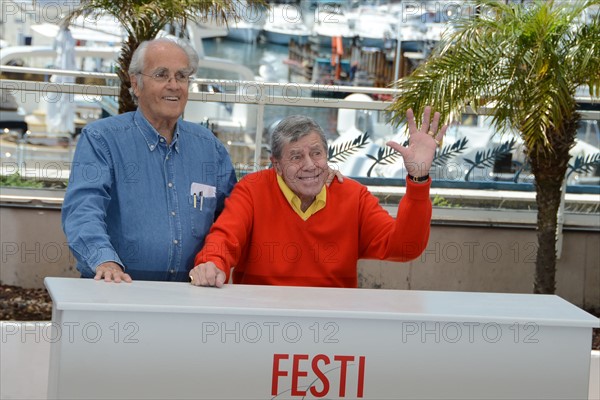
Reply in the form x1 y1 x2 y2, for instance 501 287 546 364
117 36 138 114
529 113 579 294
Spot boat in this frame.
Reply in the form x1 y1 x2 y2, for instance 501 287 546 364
312 7 355 48
225 0 266 43
226 20 264 44
30 19 123 44
262 4 311 46
346 7 398 49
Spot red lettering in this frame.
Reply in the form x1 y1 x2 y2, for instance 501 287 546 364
334 355 354 397
357 356 366 398
271 353 367 398
291 354 309 396
271 354 289 396
310 354 330 398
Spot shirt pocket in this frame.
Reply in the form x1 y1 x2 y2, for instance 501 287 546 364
189 194 218 239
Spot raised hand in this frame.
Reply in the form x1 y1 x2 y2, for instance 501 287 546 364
386 106 447 180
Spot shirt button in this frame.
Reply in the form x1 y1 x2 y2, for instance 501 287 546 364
168 182 173 188
169 269 175 274
150 145 155 150
160 137 165 142
166 156 169 160
171 211 176 216
173 239 178 245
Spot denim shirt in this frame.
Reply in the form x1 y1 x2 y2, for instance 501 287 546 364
62 110 237 281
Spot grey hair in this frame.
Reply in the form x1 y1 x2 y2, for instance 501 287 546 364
128 37 199 104
270 115 328 159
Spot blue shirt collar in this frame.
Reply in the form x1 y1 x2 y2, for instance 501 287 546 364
134 109 180 153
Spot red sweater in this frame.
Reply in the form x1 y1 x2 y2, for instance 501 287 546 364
195 169 432 288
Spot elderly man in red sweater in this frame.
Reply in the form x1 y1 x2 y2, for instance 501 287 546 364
190 107 446 288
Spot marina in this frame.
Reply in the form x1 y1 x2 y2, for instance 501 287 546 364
1 0 598 186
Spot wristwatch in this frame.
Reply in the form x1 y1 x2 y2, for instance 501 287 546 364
407 174 429 183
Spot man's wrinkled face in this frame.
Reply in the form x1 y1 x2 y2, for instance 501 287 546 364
130 42 190 126
272 132 328 204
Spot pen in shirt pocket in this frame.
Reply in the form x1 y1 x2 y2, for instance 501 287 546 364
199 191 203 211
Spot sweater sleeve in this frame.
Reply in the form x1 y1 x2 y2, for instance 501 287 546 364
194 176 255 280
358 177 432 261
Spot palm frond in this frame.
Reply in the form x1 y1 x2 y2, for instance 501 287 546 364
327 132 370 162
388 0 600 154
70 0 267 29
386 0 600 294
463 138 517 181
512 159 531 183
64 0 267 113
567 153 600 177
364 140 408 177
433 137 469 167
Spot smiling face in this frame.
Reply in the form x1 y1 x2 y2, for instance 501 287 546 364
272 132 328 207
130 41 190 134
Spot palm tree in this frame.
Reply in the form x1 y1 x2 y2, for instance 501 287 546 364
65 0 268 113
387 0 600 294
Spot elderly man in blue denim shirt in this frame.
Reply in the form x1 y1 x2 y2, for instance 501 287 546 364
62 38 237 282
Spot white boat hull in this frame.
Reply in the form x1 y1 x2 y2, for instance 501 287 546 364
262 29 309 46
226 27 262 43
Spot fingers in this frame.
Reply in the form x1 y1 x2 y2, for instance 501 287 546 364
108 270 120 283
408 106 445 135
107 272 132 283
325 166 343 187
93 270 128 282
421 106 432 133
439 124 447 136
386 140 408 160
215 273 226 288
386 140 405 154
94 264 132 283
429 111 441 136
436 124 448 142
94 269 103 281
407 106 447 148
406 108 418 134
189 263 225 288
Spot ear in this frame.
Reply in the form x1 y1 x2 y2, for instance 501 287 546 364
130 74 139 96
270 156 282 175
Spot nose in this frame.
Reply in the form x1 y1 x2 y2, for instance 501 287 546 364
301 153 316 169
165 76 180 88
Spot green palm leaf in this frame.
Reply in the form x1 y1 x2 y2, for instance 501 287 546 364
385 0 600 294
65 0 268 113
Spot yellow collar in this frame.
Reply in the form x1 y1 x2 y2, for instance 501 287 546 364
276 174 326 221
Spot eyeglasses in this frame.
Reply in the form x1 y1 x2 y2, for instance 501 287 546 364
138 68 193 84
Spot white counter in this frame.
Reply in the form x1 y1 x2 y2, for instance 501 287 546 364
44 277 599 399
